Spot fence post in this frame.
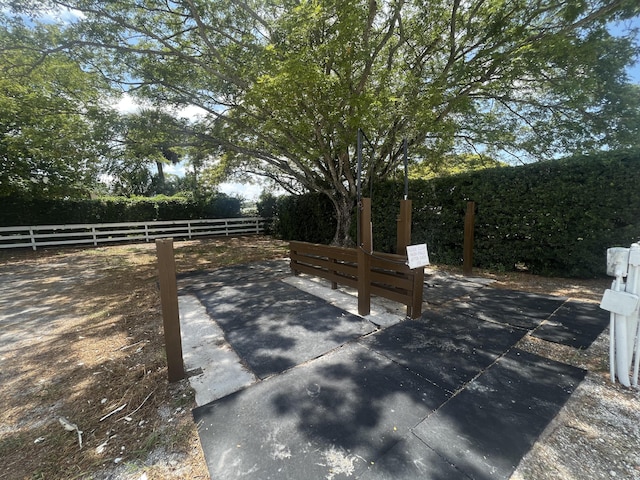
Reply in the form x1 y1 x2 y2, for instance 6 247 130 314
29 227 37 251
463 201 476 276
330 258 338 289
396 199 412 255
408 267 425 319
155 238 186 383
358 198 372 316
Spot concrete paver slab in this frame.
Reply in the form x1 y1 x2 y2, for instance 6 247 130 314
532 300 609 349
178 294 256 406
178 259 291 291
423 273 493 306
193 280 376 379
359 311 527 393
283 276 405 328
359 434 470 480
413 348 586 480
193 343 449 480
453 289 567 329
183 261 588 480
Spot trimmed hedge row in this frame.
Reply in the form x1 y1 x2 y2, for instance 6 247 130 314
407 150 640 277
265 150 640 278
0 194 242 226
272 193 336 244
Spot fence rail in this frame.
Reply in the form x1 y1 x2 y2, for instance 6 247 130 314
0 217 266 251
289 241 424 318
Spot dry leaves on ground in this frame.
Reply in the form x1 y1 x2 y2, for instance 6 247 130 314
0 236 288 480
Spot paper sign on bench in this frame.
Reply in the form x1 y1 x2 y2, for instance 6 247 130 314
406 243 430 269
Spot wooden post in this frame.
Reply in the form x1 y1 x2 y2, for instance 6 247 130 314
408 267 425 319
155 238 186 383
463 201 476 276
289 241 299 275
396 199 412 255
358 198 372 316
330 258 338 290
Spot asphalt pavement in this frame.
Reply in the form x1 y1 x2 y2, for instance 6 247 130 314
178 260 606 480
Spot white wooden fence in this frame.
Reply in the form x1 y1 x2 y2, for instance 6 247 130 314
0 217 266 251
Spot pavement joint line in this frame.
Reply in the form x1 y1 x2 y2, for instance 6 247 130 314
356 340 450 396
401 432 470 479
528 297 570 334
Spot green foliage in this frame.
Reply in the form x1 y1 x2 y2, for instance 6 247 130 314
201 193 242 219
409 153 507 180
256 191 279 234
7 0 639 244
0 22 110 199
272 193 336 244
256 191 278 219
272 150 640 277
103 109 188 197
154 195 196 221
0 194 242 226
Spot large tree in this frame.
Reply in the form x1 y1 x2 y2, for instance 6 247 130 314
5 0 640 243
0 18 112 198
103 108 186 196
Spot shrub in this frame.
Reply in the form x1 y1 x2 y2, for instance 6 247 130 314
274 193 335 244
270 149 640 277
0 193 243 226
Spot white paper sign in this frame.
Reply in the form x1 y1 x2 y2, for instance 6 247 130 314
406 243 430 269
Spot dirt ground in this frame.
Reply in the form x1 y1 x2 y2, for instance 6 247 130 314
0 236 638 480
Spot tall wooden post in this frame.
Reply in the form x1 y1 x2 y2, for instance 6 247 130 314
358 198 372 316
396 199 412 255
155 238 186 383
463 201 476 277
408 266 425 319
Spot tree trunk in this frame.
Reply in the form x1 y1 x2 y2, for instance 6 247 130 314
330 193 356 247
156 161 165 186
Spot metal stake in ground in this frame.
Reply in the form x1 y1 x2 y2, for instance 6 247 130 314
155 238 186 382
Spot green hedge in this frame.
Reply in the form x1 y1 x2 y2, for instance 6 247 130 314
408 150 640 277
0 194 242 226
267 150 640 278
272 193 336 244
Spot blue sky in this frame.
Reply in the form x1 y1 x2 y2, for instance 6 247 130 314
608 17 640 82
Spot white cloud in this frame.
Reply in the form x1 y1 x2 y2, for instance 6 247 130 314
12 5 86 25
176 104 208 120
164 162 186 177
54 7 85 23
113 93 142 114
110 94 208 121
219 182 263 201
